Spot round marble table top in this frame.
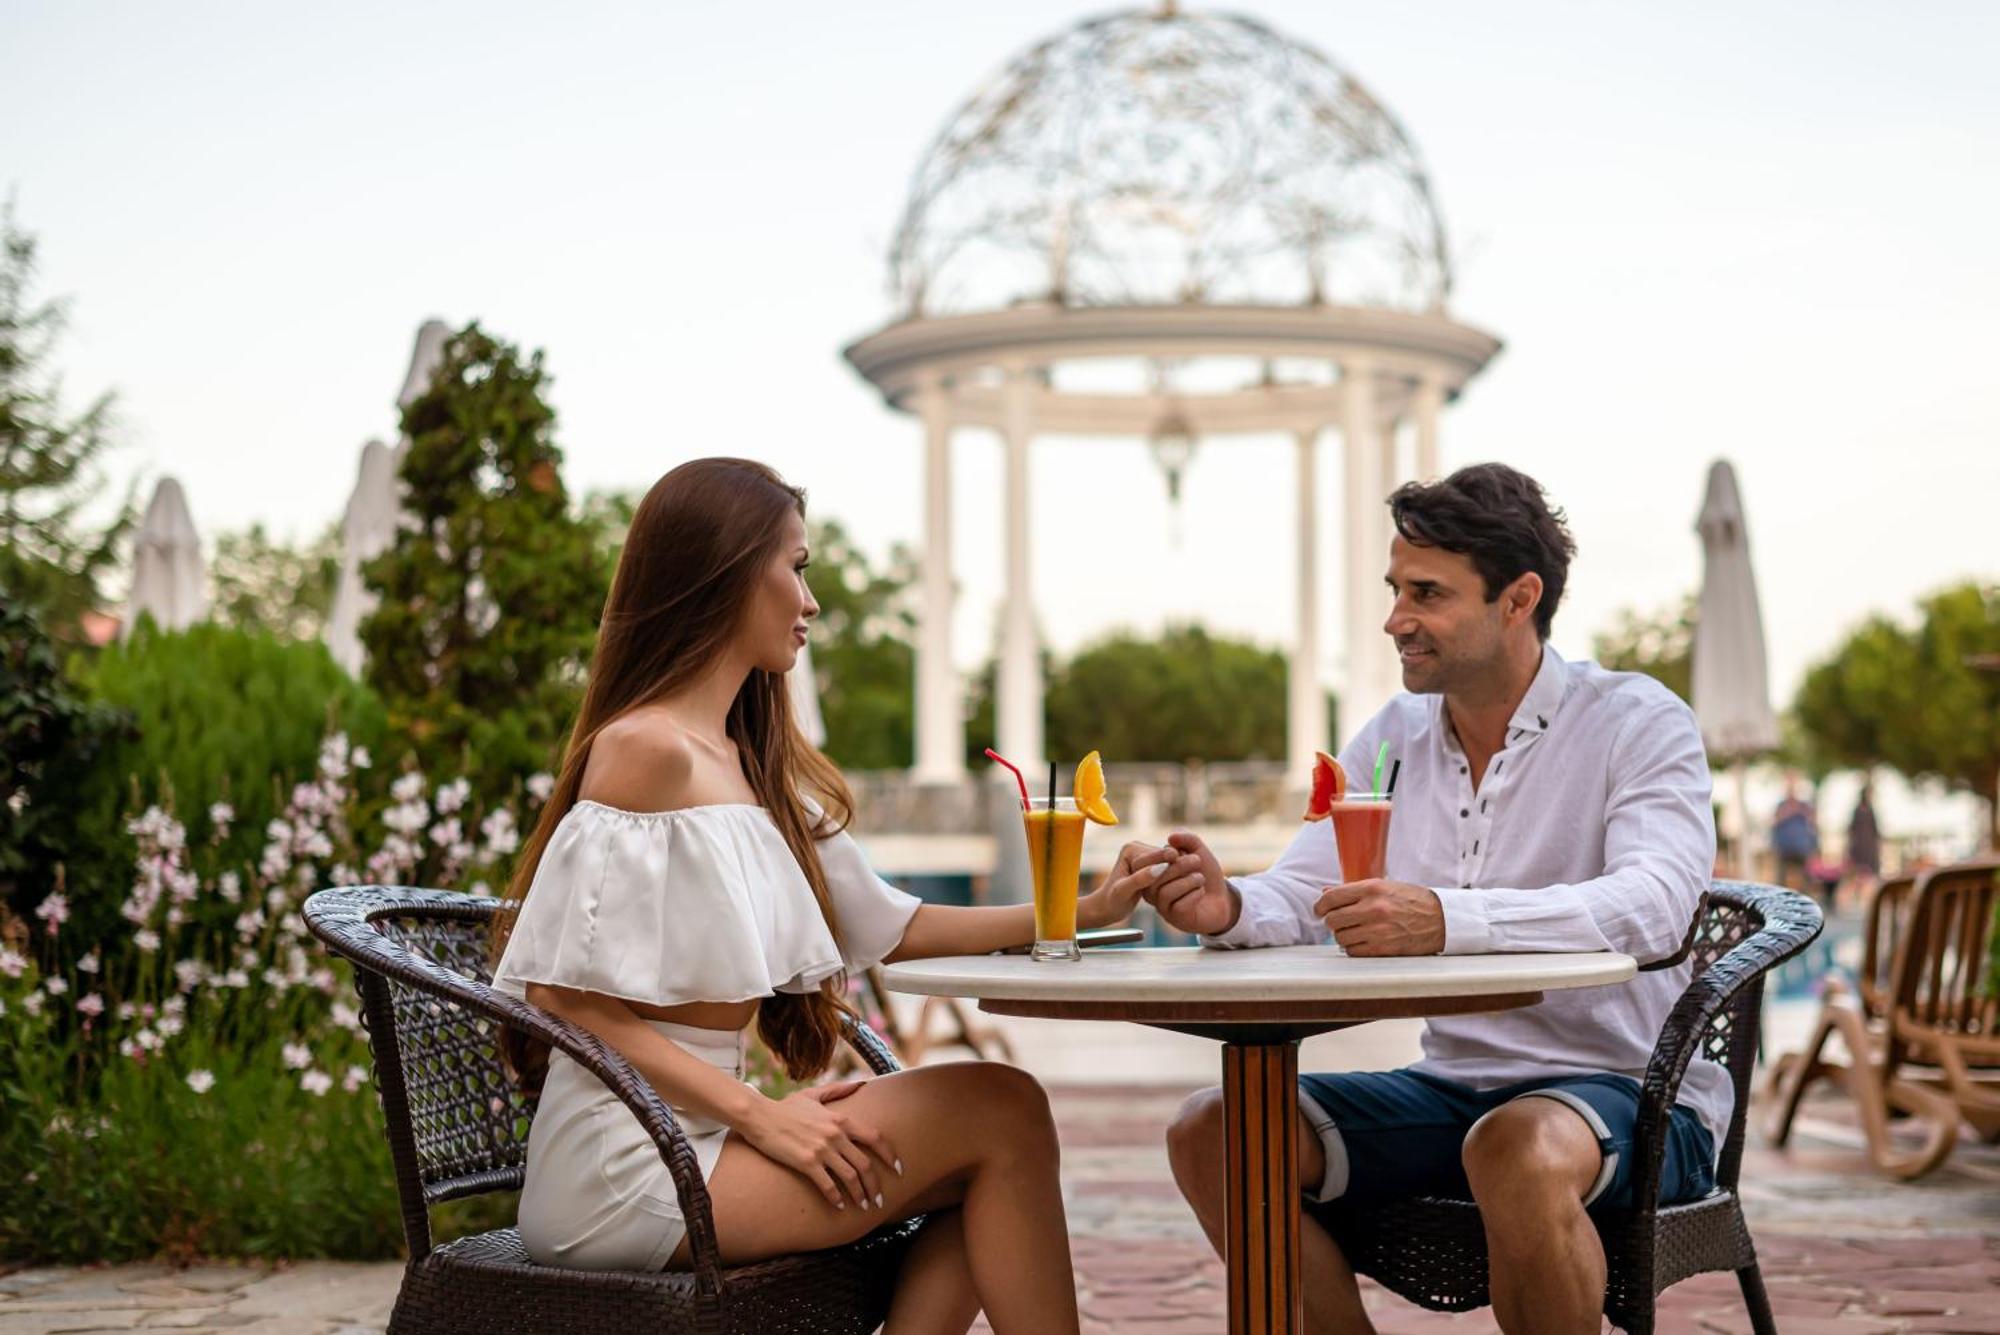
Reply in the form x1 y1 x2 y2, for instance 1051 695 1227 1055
882 945 1635 1005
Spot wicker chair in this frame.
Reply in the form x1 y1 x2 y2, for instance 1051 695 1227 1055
302 885 923 1335
1325 881 1824 1335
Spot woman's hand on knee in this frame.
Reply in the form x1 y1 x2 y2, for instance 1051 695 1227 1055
740 1088 901 1212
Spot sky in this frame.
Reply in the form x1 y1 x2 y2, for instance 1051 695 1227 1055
6 0 1998 727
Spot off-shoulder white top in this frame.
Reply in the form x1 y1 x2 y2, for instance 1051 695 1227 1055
492 799 922 1007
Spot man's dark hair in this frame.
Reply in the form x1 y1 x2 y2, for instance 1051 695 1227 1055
1387 463 1577 640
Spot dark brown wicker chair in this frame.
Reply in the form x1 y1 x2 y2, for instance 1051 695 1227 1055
303 885 923 1335
1324 881 1824 1335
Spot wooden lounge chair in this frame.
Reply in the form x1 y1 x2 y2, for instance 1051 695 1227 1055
1885 860 2000 1138
1766 861 1999 1177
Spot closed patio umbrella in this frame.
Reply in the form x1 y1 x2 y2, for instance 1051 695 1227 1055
1691 459 1780 874
324 438 402 675
324 320 452 674
122 476 206 638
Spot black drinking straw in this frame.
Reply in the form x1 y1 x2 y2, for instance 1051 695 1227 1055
1386 758 1402 795
1048 761 1058 808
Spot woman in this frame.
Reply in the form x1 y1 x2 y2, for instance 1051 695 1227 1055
490 458 1169 1335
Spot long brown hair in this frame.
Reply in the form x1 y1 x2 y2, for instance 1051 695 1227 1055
493 458 857 1087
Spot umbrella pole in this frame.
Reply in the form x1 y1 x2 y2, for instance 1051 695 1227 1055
1734 759 1754 879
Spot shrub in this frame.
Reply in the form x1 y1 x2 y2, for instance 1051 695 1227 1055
59 624 385 940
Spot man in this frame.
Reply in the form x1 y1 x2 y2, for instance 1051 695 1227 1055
1150 463 1720 1335
1770 776 1819 895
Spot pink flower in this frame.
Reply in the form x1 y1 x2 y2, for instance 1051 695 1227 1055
186 1070 216 1093
76 993 105 1018
34 893 69 931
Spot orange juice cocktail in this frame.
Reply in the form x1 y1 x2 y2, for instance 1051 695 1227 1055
1025 797 1085 961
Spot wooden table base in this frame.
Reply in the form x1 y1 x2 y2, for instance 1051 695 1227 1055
1222 1039 1302 1335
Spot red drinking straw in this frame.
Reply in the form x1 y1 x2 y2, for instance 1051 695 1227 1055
984 748 1032 812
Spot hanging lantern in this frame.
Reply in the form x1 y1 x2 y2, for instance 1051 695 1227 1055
1148 404 1198 505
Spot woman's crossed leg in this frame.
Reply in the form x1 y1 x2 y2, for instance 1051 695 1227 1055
671 1060 1077 1335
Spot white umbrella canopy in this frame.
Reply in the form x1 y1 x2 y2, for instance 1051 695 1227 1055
396 319 453 419
122 476 206 638
324 438 403 675
1692 459 1781 757
323 320 453 674
1691 459 1780 875
790 640 827 748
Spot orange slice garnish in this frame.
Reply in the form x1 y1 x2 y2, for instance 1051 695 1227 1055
1073 750 1119 826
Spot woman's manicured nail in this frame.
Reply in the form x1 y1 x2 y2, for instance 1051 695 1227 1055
1149 863 1168 878
895 1159 905 1176
875 1192 885 1209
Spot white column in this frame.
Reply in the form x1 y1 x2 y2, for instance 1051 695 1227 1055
1341 359 1392 739
1414 371 1445 481
913 378 964 782
1288 426 1327 783
997 368 1043 773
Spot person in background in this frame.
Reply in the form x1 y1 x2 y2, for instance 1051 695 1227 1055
1843 780 1882 911
1769 777 1819 896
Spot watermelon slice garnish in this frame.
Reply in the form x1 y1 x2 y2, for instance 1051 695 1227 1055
1303 751 1346 822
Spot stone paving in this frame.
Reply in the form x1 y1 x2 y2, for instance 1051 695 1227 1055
4 1081 1997 1334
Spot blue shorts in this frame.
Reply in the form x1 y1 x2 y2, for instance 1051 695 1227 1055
1294 1069 1716 1218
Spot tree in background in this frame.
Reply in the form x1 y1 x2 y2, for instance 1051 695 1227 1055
1792 582 2000 845
1046 624 1302 763
806 518 918 770
0 201 131 634
209 522 341 641
1592 594 1694 703
0 596 125 926
359 324 602 801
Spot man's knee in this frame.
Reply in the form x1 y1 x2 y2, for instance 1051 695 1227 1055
1461 1099 1599 1204
1166 1086 1224 1185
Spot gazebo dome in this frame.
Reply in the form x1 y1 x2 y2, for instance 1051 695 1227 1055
890 5 1454 318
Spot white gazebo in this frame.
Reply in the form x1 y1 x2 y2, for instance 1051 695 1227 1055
846 5 1501 784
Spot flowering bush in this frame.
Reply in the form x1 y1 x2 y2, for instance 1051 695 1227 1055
0 731 548 1262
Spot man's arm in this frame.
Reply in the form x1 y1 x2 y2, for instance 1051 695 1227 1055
1195 819 1336 949
1432 699 1714 962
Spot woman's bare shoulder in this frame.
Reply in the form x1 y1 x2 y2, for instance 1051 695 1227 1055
579 711 700 813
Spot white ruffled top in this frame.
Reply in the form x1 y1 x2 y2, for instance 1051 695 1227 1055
491 799 922 1008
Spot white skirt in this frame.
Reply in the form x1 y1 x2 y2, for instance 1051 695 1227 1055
518 1019 744 1271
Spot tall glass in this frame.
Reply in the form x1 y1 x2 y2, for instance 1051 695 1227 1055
1025 796 1085 961
1329 794 1394 883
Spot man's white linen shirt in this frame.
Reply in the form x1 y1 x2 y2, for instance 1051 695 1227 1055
1206 644 1730 1147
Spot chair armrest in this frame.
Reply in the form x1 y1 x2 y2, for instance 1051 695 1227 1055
841 1010 903 1076
1628 883 1823 1208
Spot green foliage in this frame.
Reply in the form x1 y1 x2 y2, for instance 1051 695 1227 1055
1047 624 1313 764
808 518 918 770
0 596 125 923
1791 582 2000 844
0 198 132 635
360 323 602 800
209 521 341 641
1592 595 1694 704
63 625 385 935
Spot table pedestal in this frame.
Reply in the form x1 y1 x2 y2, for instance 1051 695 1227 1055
1223 1039 1302 1335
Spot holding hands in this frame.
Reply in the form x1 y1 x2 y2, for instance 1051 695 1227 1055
1136 830 1446 955
1077 840 1179 930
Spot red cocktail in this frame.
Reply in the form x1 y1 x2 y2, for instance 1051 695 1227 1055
1329 795 1392 882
